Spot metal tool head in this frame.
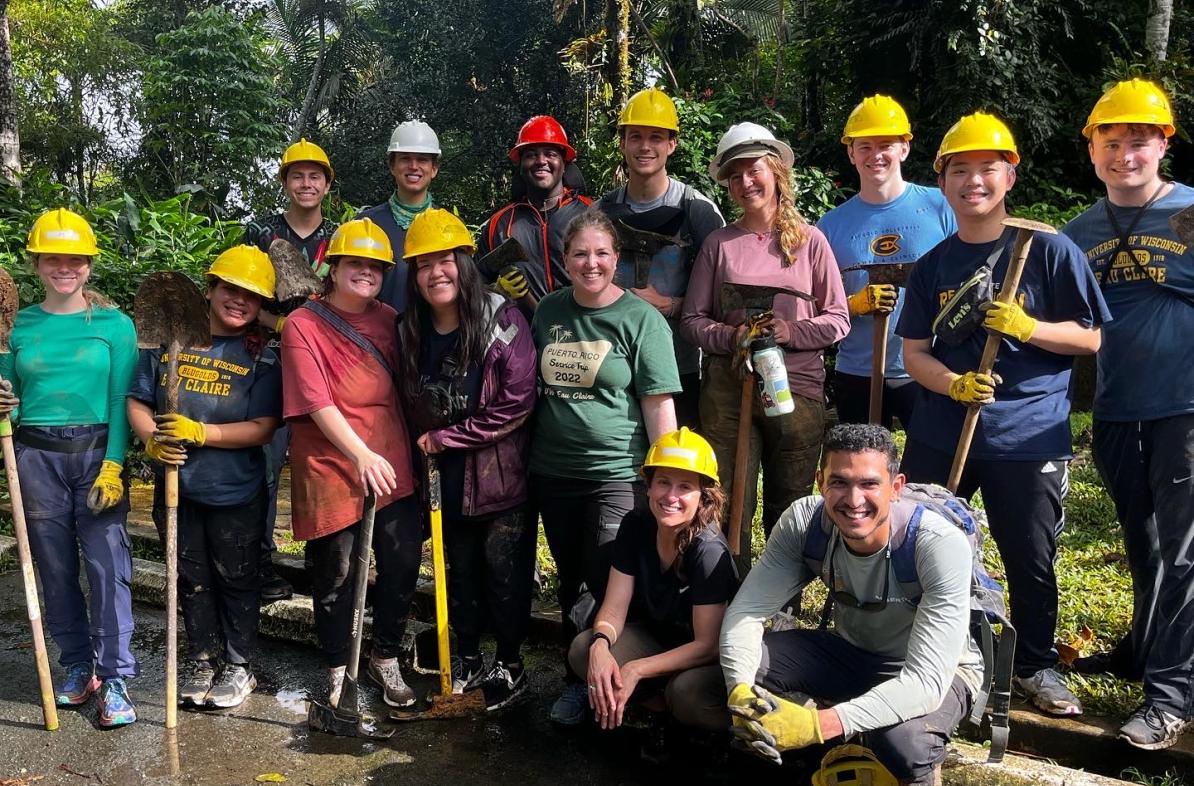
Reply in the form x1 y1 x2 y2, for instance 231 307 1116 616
269 238 322 303
133 271 211 351
1168 204 1194 247
0 267 18 353
840 262 915 287
1002 216 1058 235
720 282 815 315
615 221 685 255
308 683 396 740
475 238 528 278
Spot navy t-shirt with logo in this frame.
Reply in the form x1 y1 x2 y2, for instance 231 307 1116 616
129 335 283 506
896 230 1110 460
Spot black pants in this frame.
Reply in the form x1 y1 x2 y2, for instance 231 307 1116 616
444 508 536 664
307 495 422 667
901 440 1066 676
675 371 701 431
153 484 265 665
833 370 919 430
1093 415 1194 716
758 629 971 785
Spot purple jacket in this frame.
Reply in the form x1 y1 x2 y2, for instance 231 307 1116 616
425 293 536 517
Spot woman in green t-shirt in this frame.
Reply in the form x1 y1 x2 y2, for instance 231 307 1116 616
0 208 139 727
529 208 681 725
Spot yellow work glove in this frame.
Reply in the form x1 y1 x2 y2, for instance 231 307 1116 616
86 460 124 513
948 371 1002 406
145 436 188 467
728 684 823 763
496 267 529 300
982 300 1037 342
153 413 207 447
847 284 898 317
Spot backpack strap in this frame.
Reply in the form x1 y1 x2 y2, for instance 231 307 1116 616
802 502 836 629
979 618 1016 764
303 300 395 378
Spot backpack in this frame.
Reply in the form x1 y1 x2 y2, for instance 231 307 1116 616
803 483 1016 765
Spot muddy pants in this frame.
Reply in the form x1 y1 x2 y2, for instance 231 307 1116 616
307 495 422 667
16 425 137 678
1093 414 1194 717
758 628 971 785
832 370 918 431
444 508 536 665
152 483 264 665
701 355 824 571
568 624 727 731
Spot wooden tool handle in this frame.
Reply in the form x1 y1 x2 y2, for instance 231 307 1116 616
868 313 890 424
727 376 755 556
164 345 180 730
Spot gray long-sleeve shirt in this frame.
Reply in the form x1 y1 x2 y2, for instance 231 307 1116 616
720 495 984 738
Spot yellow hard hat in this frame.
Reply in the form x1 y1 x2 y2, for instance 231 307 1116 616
206 245 276 300
1082 78 1175 139
841 95 913 144
327 218 394 266
26 208 99 257
642 427 719 485
403 208 476 259
811 745 898 786
280 137 335 181
934 111 1020 172
619 88 680 133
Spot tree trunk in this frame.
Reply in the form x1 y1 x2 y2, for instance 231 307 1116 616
0 3 21 188
1145 0 1173 61
290 15 326 144
606 0 629 111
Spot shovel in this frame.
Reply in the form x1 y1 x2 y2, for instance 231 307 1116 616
843 262 915 424
390 455 486 721
133 271 212 731
947 217 1056 492
307 491 395 739
0 268 58 731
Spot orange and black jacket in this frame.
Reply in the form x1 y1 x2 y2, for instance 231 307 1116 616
478 188 593 302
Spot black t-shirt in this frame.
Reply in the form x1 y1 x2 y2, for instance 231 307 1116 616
416 326 483 519
242 213 338 278
611 509 739 645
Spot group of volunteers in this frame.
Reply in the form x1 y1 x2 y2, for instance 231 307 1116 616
0 73 1190 784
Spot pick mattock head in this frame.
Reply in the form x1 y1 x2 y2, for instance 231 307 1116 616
133 271 211 351
841 262 915 287
1002 216 1058 235
1168 204 1194 248
720 282 814 316
0 267 18 353
475 238 529 279
269 238 323 303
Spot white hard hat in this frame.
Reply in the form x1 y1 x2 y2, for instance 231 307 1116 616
708 122 794 185
388 120 441 156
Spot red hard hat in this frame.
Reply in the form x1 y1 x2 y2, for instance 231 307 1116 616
508 115 577 163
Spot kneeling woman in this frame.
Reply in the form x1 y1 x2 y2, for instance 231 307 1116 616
397 209 537 709
282 218 421 708
569 428 738 731
127 245 282 709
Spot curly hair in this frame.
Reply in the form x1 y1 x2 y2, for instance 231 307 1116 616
761 154 810 267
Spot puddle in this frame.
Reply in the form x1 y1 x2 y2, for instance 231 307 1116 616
276 687 308 715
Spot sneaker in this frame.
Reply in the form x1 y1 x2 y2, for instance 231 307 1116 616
179 660 217 707
260 562 293 604
367 657 415 708
206 664 257 709
451 654 487 694
56 662 100 707
550 681 588 726
1119 704 1192 751
1013 668 1082 716
97 678 137 727
480 661 528 712
327 665 346 707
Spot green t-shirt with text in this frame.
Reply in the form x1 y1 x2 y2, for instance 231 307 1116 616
531 289 680 481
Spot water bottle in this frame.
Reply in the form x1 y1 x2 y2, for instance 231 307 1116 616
751 335 794 416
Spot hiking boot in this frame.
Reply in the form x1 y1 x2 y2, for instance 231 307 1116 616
260 562 293 604
179 660 217 707
367 657 415 708
550 681 589 726
206 664 257 709
327 666 346 707
480 661 528 712
1119 704 1192 750
451 654 486 694
56 662 100 707
97 678 137 727
1013 667 1082 716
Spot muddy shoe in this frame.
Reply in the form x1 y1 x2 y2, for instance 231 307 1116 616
1119 704 1192 750
480 661 528 712
367 657 415 708
327 666 346 707
180 660 217 707
260 563 293 604
550 682 589 726
56 662 100 707
207 664 257 709
97 678 137 728
1013 667 1082 716
451 654 486 694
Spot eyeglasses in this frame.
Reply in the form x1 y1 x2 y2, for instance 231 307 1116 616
827 536 891 612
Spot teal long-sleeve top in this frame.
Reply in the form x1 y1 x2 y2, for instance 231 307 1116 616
0 304 138 465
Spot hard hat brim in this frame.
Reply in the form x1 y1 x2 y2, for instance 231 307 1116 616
279 160 335 182
508 141 578 164
206 272 274 301
933 147 1020 173
710 140 795 186
841 130 914 145
1082 118 1176 139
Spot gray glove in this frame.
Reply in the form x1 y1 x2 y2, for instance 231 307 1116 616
0 379 18 417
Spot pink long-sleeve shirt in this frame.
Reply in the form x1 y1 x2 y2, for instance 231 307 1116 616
681 223 850 401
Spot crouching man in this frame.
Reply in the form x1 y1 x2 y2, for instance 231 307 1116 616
720 423 982 785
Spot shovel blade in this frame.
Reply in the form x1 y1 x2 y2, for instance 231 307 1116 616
1169 204 1194 248
0 267 17 353
307 698 395 739
133 272 211 351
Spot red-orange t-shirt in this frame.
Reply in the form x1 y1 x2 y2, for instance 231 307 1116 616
281 300 415 540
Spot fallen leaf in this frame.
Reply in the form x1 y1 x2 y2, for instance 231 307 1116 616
255 775 287 784
1056 641 1081 667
